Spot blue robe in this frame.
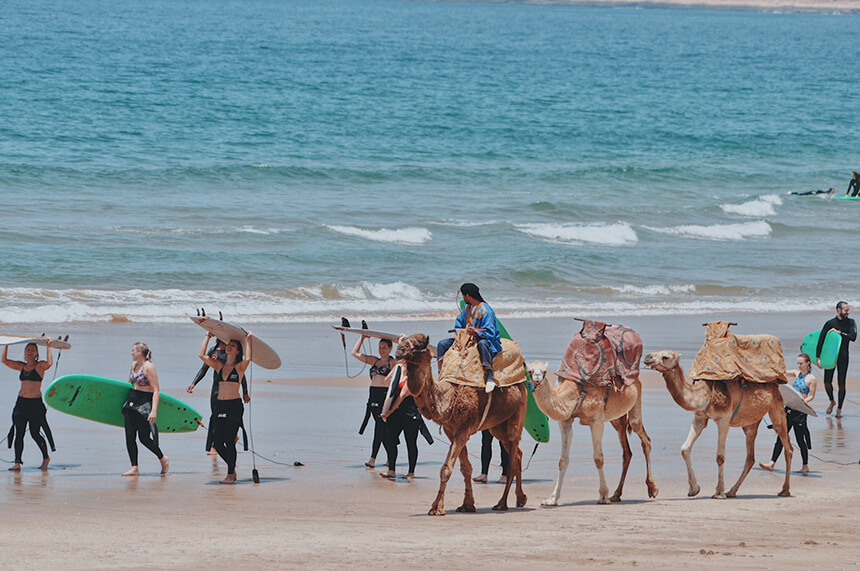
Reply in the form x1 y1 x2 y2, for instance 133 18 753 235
454 302 502 358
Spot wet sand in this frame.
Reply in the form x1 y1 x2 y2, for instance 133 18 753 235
1 313 858 568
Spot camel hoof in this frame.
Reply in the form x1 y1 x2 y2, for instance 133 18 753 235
597 498 611 505
712 493 726 500
516 495 527 508
777 490 791 497
610 495 622 503
726 491 737 498
648 485 659 499
688 485 700 497
428 508 446 516
492 503 508 511
541 499 558 507
456 504 476 513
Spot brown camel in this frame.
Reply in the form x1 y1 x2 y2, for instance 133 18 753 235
395 333 528 516
527 360 658 505
643 350 792 498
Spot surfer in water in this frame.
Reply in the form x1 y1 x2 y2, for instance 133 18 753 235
786 188 834 196
2 341 56 471
122 342 169 476
436 283 502 392
378 362 421 481
817 302 856 418
350 335 392 469
197 323 253 484
847 171 860 197
759 353 817 474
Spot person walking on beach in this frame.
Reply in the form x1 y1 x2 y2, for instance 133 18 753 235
122 342 169 476
350 335 392 469
473 429 509 484
378 363 422 481
436 283 502 392
817 302 857 418
2 341 56 472
197 323 253 484
846 171 860 197
760 353 817 474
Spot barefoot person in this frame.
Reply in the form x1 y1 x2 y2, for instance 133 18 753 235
473 429 509 484
760 353 817 474
350 335 393 469
816 301 856 418
197 323 252 484
122 342 169 476
2 341 56 471
379 363 421 481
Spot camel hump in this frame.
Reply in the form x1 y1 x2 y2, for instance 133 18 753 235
690 326 787 384
439 335 526 388
557 321 642 387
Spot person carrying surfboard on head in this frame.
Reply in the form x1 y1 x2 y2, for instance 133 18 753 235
760 353 817 474
350 334 393 470
817 301 857 418
197 321 253 484
122 342 169 477
436 283 502 392
2 340 56 472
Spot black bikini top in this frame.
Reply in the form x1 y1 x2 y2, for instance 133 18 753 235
221 368 240 383
19 367 43 382
370 359 392 379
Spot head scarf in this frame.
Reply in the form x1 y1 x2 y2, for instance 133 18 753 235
460 282 484 303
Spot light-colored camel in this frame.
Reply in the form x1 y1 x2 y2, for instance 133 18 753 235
643 350 792 498
395 333 528 516
527 360 658 505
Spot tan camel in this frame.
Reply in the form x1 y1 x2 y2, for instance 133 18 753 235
527 360 658 505
395 334 528 516
643 350 792 498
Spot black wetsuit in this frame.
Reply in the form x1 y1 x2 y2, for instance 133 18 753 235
122 389 164 465
847 177 860 197
212 367 248 475
788 189 831 196
479 429 509 477
191 346 248 452
817 315 857 410
383 396 421 474
7 367 55 464
360 359 392 462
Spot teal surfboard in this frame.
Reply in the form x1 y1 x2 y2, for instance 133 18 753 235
800 330 842 370
836 196 860 201
45 374 202 433
458 300 550 443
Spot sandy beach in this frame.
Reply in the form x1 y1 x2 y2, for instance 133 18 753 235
1 313 858 569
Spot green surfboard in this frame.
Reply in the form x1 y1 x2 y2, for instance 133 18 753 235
836 196 860 201
458 300 550 443
45 374 202 433
800 330 842 370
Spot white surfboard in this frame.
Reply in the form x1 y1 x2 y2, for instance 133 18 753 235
779 384 817 417
0 335 71 350
189 316 281 370
380 364 403 417
333 326 437 357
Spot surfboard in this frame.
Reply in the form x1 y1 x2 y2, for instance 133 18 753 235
778 383 817 417
45 374 202 432
380 364 403 417
800 330 842 370
0 335 72 350
456 300 550 443
190 316 281 370
332 326 401 343
836 196 860 200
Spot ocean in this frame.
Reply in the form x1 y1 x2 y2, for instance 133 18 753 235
2 0 859 324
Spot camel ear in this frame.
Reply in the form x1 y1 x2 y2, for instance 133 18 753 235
414 333 428 351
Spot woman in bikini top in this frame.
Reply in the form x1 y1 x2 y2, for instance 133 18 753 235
2 341 54 399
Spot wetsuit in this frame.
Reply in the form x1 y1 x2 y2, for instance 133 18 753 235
212 367 248 476
360 359 391 462
479 429 509 478
847 177 860 197
817 315 857 410
770 373 812 465
122 366 164 466
788 189 832 196
191 346 248 451
383 393 421 475
7 367 55 464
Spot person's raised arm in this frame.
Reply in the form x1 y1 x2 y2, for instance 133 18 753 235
351 335 375 365
236 331 253 377
199 334 221 369
37 341 53 375
1 346 22 371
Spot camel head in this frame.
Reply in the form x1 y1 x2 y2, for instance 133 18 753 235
527 360 549 386
395 333 430 363
643 350 681 373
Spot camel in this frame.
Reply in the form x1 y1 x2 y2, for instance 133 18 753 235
395 333 528 516
528 360 658 505
643 350 792 498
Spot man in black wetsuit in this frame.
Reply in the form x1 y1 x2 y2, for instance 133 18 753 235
847 171 860 197
787 188 834 196
816 301 857 418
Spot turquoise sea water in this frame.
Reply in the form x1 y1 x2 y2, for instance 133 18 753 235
2 0 859 323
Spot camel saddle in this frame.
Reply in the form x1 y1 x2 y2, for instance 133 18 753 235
556 320 642 388
689 321 787 384
438 329 527 388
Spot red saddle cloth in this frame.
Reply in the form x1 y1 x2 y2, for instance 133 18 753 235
556 320 642 387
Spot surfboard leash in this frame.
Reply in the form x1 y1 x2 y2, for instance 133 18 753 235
247 362 260 484
50 335 69 382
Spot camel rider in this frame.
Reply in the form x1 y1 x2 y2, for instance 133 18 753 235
437 283 502 393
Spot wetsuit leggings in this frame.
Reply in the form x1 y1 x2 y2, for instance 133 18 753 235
368 386 387 461
12 397 50 464
213 399 244 475
771 409 810 465
824 352 849 409
205 379 218 451
479 429 509 476
384 409 420 473
123 410 163 466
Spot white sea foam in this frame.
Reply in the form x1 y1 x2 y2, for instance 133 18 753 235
720 194 783 217
515 222 638 246
326 225 432 245
610 284 697 296
646 220 771 241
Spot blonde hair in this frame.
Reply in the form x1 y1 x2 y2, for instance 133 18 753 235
133 342 152 361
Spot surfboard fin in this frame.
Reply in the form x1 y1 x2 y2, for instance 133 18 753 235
361 320 368 330
341 317 351 328
219 311 223 321
201 308 206 317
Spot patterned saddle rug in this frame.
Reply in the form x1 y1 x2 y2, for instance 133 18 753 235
556 320 642 388
438 329 527 388
689 321 786 384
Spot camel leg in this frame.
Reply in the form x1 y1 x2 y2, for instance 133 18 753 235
628 396 658 498
727 422 759 498
430 434 469 516
769 401 792 497
712 417 731 499
589 421 610 504
455 444 477 512
489 422 525 510
609 416 632 503
542 419 572 506
681 415 708 497
512 440 527 508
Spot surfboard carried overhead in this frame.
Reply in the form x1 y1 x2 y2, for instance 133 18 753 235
190 316 281 370
0 335 71 350
332 326 401 343
45 374 202 432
